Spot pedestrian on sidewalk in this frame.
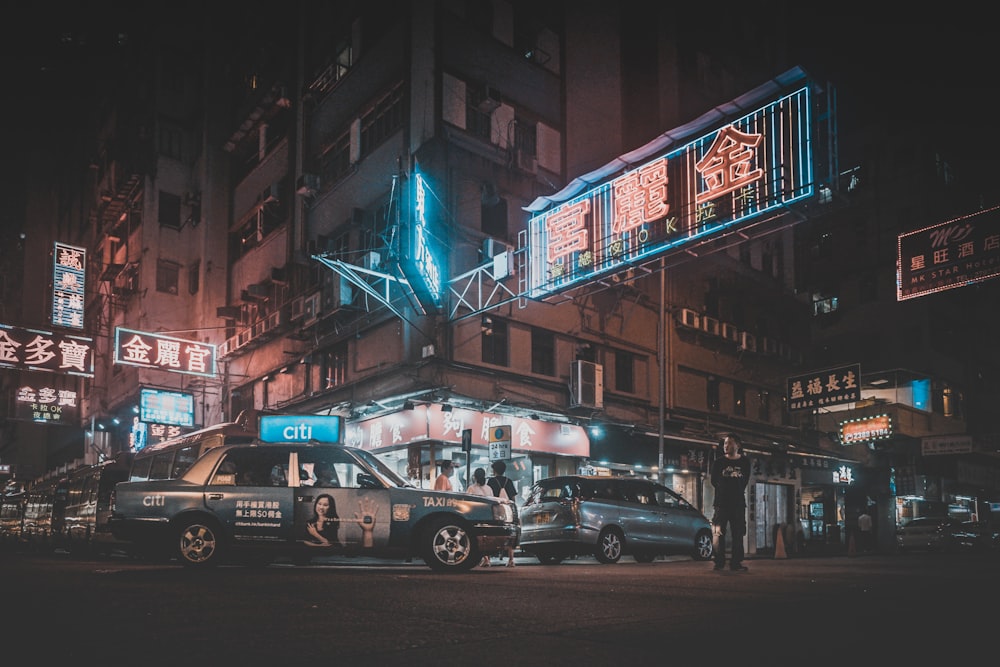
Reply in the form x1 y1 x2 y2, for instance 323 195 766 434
710 433 751 572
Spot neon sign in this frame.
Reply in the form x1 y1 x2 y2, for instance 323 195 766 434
527 86 813 298
52 242 86 329
114 327 217 377
140 387 195 427
401 172 445 312
0 322 94 377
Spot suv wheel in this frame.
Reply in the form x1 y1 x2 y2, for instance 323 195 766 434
421 518 478 572
693 529 713 561
595 527 623 563
176 518 224 567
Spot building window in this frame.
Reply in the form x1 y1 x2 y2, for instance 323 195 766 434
758 390 770 422
733 382 746 417
156 260 180 295
481 318 508 367
531 328 555 376
158 191 182 229
188 261 200 295
360 83 404 158
707 376 720 412
320 130 351 189
482 189 507 238
615 350 634 393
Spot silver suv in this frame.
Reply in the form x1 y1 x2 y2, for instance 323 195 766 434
518 475 713 564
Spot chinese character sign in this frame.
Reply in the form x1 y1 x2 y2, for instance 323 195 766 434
0 323 94 377
897 206 1000 300
400 172 446 313
114 327 217 378
527 87 813 298
15 383 79 424
787 364 861 412
52 242 86 329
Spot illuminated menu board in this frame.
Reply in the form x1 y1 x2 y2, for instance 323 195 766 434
52 242 86 329
527 86 813 298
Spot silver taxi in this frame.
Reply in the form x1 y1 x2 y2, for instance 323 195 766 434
109 434 517 572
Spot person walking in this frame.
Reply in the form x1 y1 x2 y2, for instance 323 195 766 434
487 460 518 567
710 433 751 572
467 468 493 567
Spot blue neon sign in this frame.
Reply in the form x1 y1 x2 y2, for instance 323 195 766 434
400 172 445 312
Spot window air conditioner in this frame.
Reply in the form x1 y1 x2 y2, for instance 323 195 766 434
738 332 757 353
570 360 604 409
702 316 720 336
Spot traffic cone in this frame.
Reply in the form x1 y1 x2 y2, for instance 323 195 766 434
774 526 787 559
848 532 857 557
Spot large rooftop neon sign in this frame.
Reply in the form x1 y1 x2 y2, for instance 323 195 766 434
527 86 814 298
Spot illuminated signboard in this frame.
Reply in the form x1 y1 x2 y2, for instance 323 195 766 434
260 415 343 444
0 322 94 377
897 206 1000 300
400 171 445 312
787 363 861 411
52 242 86 329
526 85 813 298
114 327 217 377
15 383 79 424
840 414 892 445
139 387 195 427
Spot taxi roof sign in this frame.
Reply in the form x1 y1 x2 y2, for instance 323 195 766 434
259 415 343 444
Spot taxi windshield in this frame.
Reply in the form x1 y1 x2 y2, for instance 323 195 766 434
354 448 411 487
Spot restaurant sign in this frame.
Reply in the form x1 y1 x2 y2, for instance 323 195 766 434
0 322 94 377
787 363 861 411
114 327 217 378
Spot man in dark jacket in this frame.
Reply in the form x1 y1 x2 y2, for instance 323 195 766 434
710 433 751 571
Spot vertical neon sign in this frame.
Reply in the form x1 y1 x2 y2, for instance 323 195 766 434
403 172 444 311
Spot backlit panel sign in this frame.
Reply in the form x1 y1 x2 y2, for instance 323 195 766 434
401 172 446 312
0 323 94 377
15 383 79 424
787 363 861 411
139 387 195 427
52 242 86 329
260 415 343 444
897 206 1000 300
344 404 590 457
840 414 892 445
114 327 217 377
527 87 813 298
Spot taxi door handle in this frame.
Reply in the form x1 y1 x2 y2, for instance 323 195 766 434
208 493 224 500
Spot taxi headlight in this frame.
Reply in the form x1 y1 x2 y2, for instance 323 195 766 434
492 502 515 522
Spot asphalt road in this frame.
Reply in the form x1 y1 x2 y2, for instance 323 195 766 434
1 549 995 665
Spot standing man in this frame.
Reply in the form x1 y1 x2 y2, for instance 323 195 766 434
857 509 873 553
434 460 457 491
710 433 751 572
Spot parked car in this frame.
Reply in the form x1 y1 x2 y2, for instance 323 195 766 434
949 520 1000 551
109 415 518 571
518 475 713 564
895 516 961 551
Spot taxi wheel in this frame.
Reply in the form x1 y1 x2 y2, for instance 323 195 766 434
421 518 478 572
176 517 225 567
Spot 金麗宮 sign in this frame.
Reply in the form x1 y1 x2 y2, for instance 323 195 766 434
114 327 217 378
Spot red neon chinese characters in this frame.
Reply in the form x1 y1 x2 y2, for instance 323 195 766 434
695 125 763 204
613 157 669 234
546 199 590 263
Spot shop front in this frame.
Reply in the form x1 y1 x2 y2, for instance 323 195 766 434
344 403 590 501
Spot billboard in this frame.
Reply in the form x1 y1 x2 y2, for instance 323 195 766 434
526 72 816 299
897 205 1000 300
